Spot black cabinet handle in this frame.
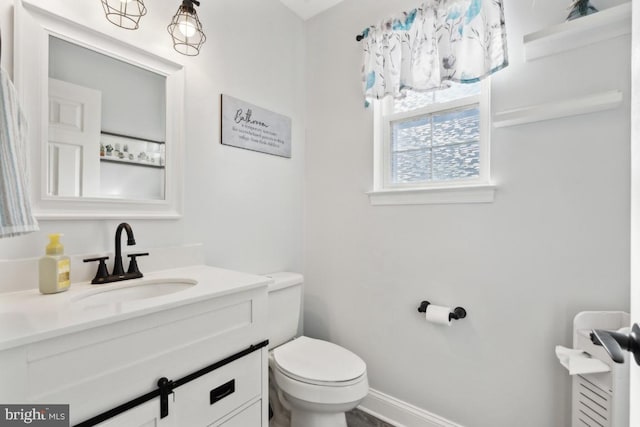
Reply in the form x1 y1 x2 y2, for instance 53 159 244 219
157 377 174 419
210 379 235 405
591 323 640 365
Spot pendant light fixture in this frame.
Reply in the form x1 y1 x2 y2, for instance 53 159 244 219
101 0 147 30
167 0 206 56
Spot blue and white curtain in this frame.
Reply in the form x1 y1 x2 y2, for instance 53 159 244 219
361 0 509 102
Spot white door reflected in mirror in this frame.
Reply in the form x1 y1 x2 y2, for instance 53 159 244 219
48 78 101 198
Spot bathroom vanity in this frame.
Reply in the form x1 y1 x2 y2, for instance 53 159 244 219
0 265 270 426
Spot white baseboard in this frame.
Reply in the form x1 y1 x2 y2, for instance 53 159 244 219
358 388 464 427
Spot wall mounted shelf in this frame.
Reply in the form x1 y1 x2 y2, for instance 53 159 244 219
493 90 623 128
523 2 631 61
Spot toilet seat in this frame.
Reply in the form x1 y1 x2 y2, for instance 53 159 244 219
273 336 366 387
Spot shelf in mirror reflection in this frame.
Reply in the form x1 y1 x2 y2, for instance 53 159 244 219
100 156 165 169
100 132 166 171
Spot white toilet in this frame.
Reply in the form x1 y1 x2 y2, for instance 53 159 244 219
267 272 369 427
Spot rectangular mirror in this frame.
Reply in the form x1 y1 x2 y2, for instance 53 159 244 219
15 0 184 219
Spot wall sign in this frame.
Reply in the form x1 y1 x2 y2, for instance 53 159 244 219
221 94 292 158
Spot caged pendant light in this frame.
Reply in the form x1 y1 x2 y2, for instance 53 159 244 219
167 0 206 56
101 0 147 30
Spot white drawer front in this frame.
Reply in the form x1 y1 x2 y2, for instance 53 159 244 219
174 350 261 426
213 400 261 427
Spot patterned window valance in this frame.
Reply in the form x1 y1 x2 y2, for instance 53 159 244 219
360 0 508 103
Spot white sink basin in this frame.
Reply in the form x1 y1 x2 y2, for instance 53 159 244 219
74 278 198 306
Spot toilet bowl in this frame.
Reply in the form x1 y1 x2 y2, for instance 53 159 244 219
270 337 369 427
266 273 369 427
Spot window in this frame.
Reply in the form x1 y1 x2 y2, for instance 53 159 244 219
369 81 495 205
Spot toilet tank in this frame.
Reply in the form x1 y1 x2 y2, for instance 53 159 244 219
266 272 304 349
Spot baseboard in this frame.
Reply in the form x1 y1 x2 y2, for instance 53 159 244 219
358 388 464 427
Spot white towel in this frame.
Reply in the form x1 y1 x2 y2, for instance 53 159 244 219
0 67 38 237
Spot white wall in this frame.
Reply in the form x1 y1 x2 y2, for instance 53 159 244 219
0 0 305 280
630 0 640 424
304 1 630 426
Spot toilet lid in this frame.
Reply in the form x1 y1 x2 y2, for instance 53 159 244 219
273 336 366 384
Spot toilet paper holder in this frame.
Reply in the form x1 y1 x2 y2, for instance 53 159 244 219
417 301 467 321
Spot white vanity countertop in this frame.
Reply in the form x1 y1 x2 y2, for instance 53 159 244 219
0 265 271 351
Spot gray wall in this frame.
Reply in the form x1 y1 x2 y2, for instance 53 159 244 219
303 0 630 426
630 2 640 424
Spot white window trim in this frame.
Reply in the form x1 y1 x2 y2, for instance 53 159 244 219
368 79 495 206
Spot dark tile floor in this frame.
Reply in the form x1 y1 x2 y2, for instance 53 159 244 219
346 409 396 427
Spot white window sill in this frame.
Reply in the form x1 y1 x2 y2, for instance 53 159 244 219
366 184 496 206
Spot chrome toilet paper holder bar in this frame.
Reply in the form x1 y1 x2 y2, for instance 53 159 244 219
417 301 467 321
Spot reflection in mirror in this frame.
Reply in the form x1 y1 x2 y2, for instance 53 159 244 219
47 36 166 200
15 0 184 218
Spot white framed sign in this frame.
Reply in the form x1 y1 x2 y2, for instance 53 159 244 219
221 94 292 158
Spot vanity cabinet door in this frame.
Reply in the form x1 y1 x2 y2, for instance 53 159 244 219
95 398 175 427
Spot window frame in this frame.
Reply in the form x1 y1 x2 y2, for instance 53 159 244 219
369 79 495 205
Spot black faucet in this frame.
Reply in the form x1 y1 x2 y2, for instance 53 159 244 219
113 222 136 276
83 222 149 284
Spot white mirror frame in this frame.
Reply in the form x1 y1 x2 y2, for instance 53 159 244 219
14 0 184 219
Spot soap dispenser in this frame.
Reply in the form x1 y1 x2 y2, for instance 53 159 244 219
39 233 71 294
